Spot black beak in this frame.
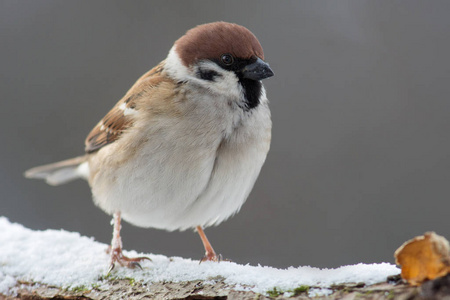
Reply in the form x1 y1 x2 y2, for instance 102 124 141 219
241 57 274 80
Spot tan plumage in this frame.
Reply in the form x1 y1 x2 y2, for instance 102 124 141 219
25 22 273 269
85 62 166 153
25 156 86 186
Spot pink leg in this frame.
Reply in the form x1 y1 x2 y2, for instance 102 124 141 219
108 211 151 272
197 226 221 262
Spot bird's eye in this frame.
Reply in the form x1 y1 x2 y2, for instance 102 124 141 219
221 54 234 65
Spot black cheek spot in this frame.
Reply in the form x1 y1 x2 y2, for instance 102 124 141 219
197 69 221 81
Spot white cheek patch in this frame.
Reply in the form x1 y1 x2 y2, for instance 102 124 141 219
119 102 137 116
165 46 191 81
165 46 242 100
195 61 241 98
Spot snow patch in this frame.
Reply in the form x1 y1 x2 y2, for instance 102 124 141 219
0 217 400 296
308 287 333 297
0 271 17 296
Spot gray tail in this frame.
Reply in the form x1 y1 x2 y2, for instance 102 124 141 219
24 156 88 186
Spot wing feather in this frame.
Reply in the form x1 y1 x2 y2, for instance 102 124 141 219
85 62 165 153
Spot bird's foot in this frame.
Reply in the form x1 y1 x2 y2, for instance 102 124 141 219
199 251 223 263
196 226 227 263
107 246 151 273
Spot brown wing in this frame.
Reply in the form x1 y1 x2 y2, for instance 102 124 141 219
85 62 165 153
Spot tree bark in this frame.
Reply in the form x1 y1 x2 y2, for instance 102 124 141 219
1 274 449 300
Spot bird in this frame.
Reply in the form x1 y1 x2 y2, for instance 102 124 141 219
25 21 274 270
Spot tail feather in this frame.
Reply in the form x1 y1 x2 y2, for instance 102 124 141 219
24 156 88 186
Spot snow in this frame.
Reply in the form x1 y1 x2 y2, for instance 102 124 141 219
0 217 400 296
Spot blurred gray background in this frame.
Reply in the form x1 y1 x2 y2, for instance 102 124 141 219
1 0 450 269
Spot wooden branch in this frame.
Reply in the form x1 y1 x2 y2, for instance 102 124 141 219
2 274 449 300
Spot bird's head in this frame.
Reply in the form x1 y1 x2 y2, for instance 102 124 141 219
165 22 274 110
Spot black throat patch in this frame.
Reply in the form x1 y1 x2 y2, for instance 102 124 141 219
211 57 262 110
238 77 262 110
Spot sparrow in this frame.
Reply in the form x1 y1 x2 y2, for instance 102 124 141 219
25 21 273 270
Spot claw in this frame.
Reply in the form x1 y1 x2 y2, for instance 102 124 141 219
129 261 143 270
107 263 115 276
198 253 231 264
110 251 151 270
199 253 222 264
196 226 229 264
123 256 151 269
107 212 151 272
125 256 152 263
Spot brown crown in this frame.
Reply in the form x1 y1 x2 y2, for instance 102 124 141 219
174 22 264 66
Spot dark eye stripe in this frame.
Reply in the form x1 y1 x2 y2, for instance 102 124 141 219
215 57 257 72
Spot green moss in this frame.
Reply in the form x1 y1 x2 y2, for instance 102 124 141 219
99 273 118 281
125 277 136 286
98 274 137 286
71 285 89 293
267 287 283 298
91 283 100 289
292 285 309 295
98 274 109 281
267 285 311 298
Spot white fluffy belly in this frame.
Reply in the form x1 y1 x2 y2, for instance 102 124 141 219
91 133 267 231
89 102 271 231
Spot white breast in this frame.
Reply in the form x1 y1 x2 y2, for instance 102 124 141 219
89 89 271 231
